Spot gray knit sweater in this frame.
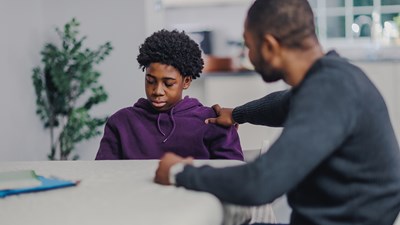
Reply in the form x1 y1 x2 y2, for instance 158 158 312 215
176 51 400 225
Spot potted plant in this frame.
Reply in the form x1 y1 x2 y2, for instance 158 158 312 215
32 18 113 160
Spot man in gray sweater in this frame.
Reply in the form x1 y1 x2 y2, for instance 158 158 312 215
154 0 400 224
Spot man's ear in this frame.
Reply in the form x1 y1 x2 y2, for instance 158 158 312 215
261 34 283 67
183 76 192 89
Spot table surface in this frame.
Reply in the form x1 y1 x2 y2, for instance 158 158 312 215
0 160 243 225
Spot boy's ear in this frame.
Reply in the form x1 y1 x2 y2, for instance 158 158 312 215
183 76 192 89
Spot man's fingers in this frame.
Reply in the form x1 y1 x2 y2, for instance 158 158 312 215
205 118 218 124
211 104 222 115
154 168 161 183
183 156 194 164
206 104 225 124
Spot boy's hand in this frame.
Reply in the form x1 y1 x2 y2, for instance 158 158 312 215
205 104 237 128
154 152 193 185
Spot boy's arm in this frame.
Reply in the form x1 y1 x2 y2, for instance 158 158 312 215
95 117 121 160
204 124 244 160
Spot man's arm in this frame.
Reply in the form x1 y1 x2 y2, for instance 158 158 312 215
232 90 291 127
174 76 357 205
154 153 193 185
205 90 291 127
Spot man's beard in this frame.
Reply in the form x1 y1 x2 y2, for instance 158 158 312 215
253 59 284 83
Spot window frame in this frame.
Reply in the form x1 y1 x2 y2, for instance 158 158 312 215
312 0 400 45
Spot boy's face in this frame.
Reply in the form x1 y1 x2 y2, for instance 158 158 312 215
145 63 192 112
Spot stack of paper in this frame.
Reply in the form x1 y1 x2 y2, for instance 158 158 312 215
0 170 78 198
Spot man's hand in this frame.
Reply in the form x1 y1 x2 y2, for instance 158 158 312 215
154 152 193 185
205 104 237 128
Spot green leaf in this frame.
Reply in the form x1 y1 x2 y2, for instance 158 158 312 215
32 17 113 160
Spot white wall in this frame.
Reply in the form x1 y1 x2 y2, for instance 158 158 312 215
164 4 250 56
0 0 150 161
0 0 48 161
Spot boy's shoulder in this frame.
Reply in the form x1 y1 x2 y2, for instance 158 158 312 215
179 98 217 119
108 106 137 121
195 105 218 118
115 106 135 114
111 98 151 118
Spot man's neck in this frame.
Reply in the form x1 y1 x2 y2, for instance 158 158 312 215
282 40 324 87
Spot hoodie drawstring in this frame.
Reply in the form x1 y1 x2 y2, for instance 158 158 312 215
156 108 176 143
157 114 166 136
163 107 176 143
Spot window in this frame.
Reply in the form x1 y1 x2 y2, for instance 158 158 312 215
311 0 400 43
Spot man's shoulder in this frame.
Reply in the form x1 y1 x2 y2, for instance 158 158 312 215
303 56 366 90
319 53 365 79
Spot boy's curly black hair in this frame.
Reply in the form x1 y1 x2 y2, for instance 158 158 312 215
137 29 204 79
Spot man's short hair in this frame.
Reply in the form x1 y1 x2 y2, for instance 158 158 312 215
137 29 204 79
247 0 317 49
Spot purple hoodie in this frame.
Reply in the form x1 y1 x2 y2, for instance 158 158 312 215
95 96 243 160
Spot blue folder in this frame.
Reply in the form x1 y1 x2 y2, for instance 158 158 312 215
0 176 78 198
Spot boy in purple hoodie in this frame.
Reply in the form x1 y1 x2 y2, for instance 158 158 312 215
95 30 243 160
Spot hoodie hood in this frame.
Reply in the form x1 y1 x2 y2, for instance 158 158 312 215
134 96 203 143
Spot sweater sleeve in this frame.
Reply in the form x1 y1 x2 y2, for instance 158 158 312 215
232 90 291 127
204 124 244 160
95 117 121 160
176 74 357 205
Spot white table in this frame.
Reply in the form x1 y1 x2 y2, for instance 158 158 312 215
0 160 242 225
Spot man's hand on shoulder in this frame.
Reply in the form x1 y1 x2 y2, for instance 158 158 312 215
205 104 237 128
154 152 193 185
